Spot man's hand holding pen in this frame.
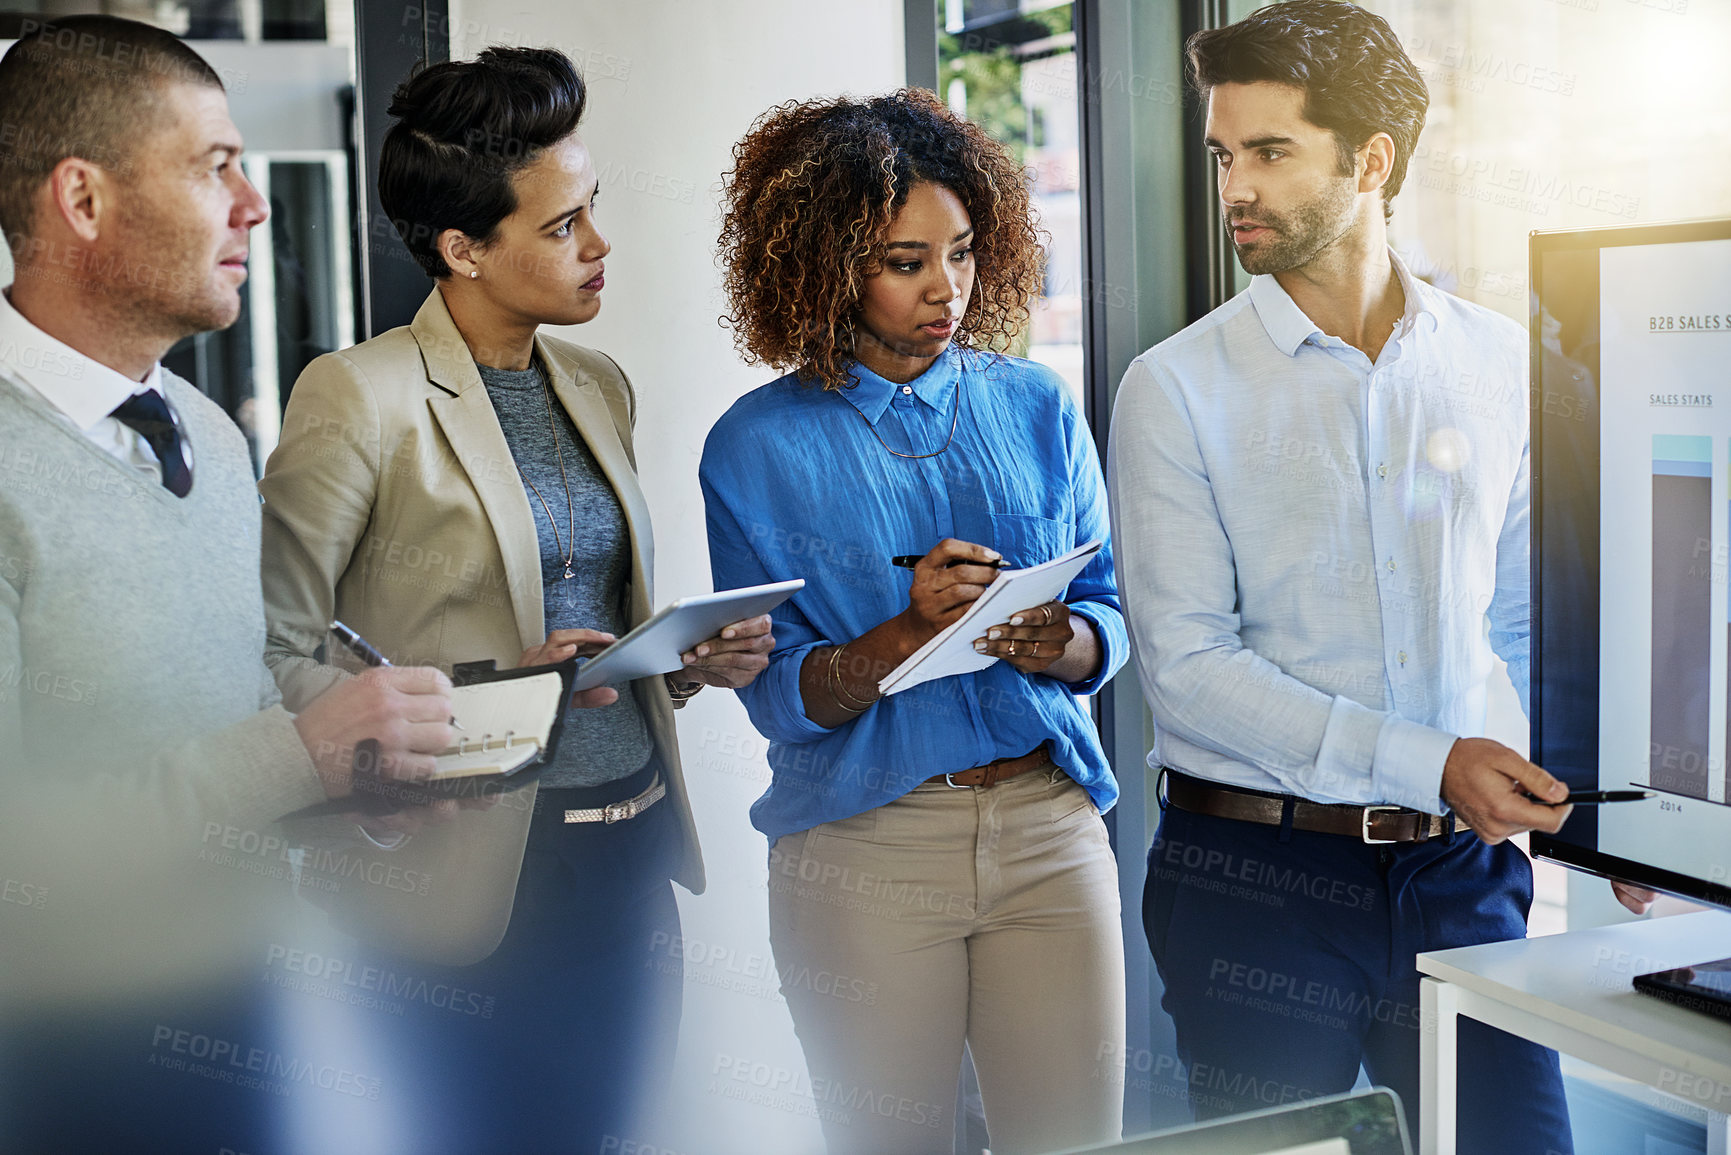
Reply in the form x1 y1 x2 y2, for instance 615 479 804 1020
291 664 462 837
1440 737 1573 844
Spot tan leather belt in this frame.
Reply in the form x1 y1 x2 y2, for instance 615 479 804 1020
930 748 1051 790
1164 771 1455 844
563 776 665 824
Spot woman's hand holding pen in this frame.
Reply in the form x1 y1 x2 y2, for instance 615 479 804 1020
797 539 996 729
800 538 1107 729
795 539 999 730
519 628 620 709
901 540 1102 682
904 539 1005 634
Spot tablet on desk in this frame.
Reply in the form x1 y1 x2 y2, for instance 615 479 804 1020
572 579 805 691
1634 957 1731 1022
1052 1088 1409 1154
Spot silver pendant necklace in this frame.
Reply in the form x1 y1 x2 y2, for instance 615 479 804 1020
518 372 579 580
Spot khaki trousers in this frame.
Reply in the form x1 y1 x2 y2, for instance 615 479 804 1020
767 767 1125 1155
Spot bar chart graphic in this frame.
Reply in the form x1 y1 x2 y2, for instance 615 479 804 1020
1652 435 1713 797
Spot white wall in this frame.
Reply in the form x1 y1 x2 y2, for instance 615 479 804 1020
445 4 906 1152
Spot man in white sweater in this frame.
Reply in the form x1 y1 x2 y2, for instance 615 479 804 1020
0 16 455 1151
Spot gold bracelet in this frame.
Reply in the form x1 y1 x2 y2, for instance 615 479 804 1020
825 644 868 713
830 643 878 710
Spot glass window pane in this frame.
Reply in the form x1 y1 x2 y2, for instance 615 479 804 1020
941 0 1085 405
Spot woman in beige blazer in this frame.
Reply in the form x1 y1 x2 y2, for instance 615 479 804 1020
257 48 770 1155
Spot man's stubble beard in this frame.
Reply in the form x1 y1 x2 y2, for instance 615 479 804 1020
1229 176 1359 277
108 186 241 348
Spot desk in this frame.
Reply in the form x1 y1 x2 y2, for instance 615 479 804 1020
1419 911 1731 1155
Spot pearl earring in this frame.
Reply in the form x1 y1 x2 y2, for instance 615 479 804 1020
469 270 479 279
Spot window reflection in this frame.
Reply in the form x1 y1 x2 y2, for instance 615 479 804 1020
1364 0 1731 324
1349 0 1731 931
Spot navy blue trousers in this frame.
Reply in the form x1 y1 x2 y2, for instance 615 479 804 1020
266 761 687 1155
1144 799 1573 1155
366 767 685 1155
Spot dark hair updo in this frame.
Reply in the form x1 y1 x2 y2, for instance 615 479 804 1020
379 46 587 279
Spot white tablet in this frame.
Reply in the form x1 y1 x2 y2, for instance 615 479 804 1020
571 579 805 691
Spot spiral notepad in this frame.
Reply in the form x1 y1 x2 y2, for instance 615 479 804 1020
429 669 566 780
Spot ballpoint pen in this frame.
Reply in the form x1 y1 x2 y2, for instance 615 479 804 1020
890 555 1013 570
1535 789 1655 806
329 620 389 668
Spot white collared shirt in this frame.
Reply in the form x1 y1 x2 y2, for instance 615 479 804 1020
1109 249 1530 815
0 288 172 479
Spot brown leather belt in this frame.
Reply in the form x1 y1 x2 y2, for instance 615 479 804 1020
1164 771 1456 844
930 748 1051 789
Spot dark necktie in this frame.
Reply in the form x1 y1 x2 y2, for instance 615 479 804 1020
111 389 193 497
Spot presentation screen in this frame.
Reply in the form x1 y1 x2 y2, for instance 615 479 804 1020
1530 218 1731 906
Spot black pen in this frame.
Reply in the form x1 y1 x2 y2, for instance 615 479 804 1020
1536 789 1654 806
890 555 1013 570
330 620 390 667
329 620 464 730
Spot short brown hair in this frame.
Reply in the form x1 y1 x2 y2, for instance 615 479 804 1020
1187 0 1428 221
0 15 222 245
718 88 1043 392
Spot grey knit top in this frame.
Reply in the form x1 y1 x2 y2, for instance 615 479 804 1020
478 359 652 788
0 370 320 820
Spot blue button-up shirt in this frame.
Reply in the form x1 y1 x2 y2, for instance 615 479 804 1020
1107 252 1529 815
701 348 1128 846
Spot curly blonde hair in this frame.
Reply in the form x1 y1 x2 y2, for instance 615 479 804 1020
717 88 1043 392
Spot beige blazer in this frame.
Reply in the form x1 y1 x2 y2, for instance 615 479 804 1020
259 289 703 966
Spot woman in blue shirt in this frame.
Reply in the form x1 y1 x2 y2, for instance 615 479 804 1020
701 90 1128 1155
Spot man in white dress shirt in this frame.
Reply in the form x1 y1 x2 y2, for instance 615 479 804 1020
0 16 456 1151
1108 2 1651 1149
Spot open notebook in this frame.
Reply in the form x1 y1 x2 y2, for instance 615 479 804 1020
430 668 567 780
283 659 575 819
